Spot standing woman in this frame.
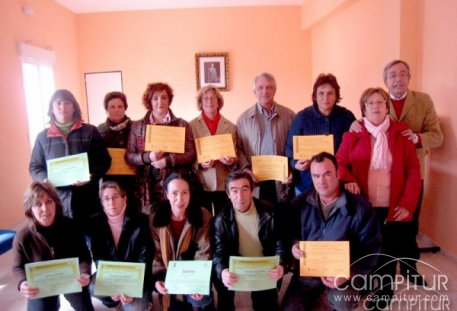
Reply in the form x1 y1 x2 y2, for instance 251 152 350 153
86 181 153 310
285 74 355 196
336 87 421 309
150 173 214 311
29 89 111 224
126 83 197 214
98 91 138 210
189 86 238 215
12 182 94 311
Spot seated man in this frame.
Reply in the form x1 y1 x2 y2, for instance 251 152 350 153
213 171 285 311
85 181 153 311
282 152 381 311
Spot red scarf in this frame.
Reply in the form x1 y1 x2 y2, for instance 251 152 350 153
202 112 220 135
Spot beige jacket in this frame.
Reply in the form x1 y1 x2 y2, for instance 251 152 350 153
189 114 240 192
389 90 443 177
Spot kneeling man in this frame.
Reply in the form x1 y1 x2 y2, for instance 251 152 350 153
282 152 381 311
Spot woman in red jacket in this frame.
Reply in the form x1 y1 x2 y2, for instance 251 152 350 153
336 87 421 310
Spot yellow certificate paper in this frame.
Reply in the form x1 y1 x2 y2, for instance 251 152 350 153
94 261 145 298
293 135 334 160
251 155 288 182
229 256 280 292
46 153 90 187
165 260 212 295
195 134 236 164
299 241 350 278
145 125 185 154
106 148 135 175
25 258 81 299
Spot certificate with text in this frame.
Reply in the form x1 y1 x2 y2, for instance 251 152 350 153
299 241 350 278
165 260 212 295
229 256 279 292
251 155 288 182
293 135 334 160
145 125 185 154
195 134 236 163
94 261 145 298
106 148 135 175
25 258 81 299
46 153 90 187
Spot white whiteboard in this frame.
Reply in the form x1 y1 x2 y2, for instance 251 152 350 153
85 71 123 126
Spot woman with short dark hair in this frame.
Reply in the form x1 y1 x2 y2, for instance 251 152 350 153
28 89 111 224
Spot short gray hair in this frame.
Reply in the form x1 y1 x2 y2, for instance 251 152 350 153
383 60 411 80
253 72 277 91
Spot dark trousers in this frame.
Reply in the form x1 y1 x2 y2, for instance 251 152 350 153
214 277 279 311
27 287 94 311
399 181 424 273
373 208 419 292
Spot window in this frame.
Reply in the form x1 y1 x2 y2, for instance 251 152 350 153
18 43 56 150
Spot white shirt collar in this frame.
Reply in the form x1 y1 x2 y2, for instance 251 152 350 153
390 91 407 101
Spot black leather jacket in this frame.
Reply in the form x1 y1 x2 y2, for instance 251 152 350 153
213 198 285 279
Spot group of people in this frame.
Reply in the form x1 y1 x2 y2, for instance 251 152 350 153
13 59 442 311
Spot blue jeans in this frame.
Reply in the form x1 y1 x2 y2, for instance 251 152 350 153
27 287 94 311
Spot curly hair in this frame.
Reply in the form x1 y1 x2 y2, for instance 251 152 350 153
142 83 174 110
311 73 342 104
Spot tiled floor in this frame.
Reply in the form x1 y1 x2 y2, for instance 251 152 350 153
1 229 455 310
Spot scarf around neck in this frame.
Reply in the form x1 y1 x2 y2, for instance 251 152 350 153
107 117 130 131
364 116 390 170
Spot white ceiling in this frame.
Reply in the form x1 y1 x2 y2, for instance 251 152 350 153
54 0 304 14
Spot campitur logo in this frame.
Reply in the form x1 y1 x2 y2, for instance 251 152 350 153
330 254 451 310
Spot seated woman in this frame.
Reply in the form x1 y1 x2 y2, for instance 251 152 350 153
85 181 153 310
150 173 214 311
12 182 94 311
189 85 239 215
126 83 197 215
336 87 421 309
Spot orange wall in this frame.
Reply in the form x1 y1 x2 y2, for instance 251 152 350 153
303 0 457 256
75 7 311 124
0 0 80 228
418 0 457 257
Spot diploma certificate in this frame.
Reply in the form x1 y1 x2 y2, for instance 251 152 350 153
94 261 145 298
145 125 185 154
106 148 135 175
251 155 288 182
195 134 236 164
25 258 81 299
293 135 334 160
299 241 350 278
229 256 279 292
46 153 90 187
165 260 212 295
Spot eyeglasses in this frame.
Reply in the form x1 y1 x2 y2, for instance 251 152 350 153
387 72 409 80
202 96 218 102
102 194 121 202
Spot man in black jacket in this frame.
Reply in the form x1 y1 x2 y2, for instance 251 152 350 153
213 170 285 311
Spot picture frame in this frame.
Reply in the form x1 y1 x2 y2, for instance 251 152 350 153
195 52 229 91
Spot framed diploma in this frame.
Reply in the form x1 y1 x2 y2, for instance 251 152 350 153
25 258 81 299
46 153 90 187
229 256 279 292
145 125 185 154
299 241 350 278
195 133 236 164
106 148 135 175
251 155 288 182
293 135 334 160
165 260 212 295
94 261 145 298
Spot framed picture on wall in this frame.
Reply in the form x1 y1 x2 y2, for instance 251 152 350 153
195 52 229 91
